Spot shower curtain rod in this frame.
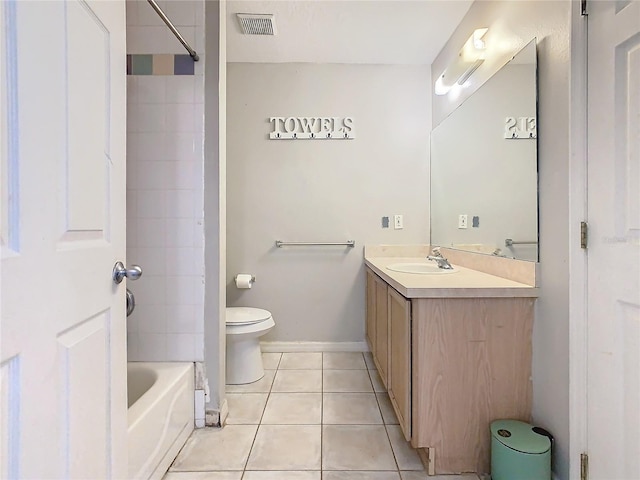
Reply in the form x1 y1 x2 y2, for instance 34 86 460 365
147 0 199 61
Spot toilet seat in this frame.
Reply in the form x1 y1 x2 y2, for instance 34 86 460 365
226 307 272 326
225 307 275 385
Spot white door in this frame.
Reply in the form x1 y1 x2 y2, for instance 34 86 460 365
1 1 127 478
587 1 640 478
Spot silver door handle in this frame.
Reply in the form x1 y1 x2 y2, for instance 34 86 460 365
126 289 136 317
113 261 143 284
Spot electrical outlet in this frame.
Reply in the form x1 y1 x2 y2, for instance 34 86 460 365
458 214 468 229
394 215 403 230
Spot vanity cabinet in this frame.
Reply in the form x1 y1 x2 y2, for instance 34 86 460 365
365 268 390 387
365 269 376 354
387 287 412 441
365 266 534 474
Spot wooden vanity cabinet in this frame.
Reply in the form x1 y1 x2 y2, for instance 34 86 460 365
365 267 534 474
387 287 412 441
365 268 390 387
365 269 376 354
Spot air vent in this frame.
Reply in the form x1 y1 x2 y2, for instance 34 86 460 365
237 13 276 35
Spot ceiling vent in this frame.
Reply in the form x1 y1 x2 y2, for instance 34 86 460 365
237 13 277 35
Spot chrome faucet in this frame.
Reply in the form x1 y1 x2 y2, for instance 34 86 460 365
427 248 454 270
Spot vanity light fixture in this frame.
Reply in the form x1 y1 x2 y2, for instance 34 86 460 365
435 27 489 95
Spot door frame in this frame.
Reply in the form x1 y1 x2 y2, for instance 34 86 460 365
568 1 588 479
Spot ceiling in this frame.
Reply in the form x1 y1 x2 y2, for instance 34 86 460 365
226 0 474 65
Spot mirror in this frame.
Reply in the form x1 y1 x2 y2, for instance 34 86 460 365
430 39 538 261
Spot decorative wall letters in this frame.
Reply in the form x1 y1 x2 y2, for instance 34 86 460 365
504 116 537 139
269 116 355 140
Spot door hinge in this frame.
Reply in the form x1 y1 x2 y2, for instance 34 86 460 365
581 453 589 480
581 0 588 16
581 221 588 249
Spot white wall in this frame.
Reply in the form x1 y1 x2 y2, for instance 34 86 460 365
226 63 431 343
431 1 571 478
125 0 206 361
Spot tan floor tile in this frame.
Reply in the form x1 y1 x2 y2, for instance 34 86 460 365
170 426 257 471
323 473 400 480
400 474 478 480
262 352 282 370
368 369 386 392
386 425 424 470
246 425 321 470
272 369 322 392
322 425 397 471
376 392 400 425
323 393 383 424
363 352 377 370
243 472 321 479
226 393 268 424
279 352 322 369
226 370 275 393
163 473 242 480
323 352 366 369
323 370 373 392
262 393 322 424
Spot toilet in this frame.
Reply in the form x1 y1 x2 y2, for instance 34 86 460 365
226 307 275 385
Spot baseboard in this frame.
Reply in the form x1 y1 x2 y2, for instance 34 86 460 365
205 398 228 427
260 341 369 353
219 398 229 426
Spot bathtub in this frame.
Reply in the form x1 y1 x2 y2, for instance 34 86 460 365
127 362 194 480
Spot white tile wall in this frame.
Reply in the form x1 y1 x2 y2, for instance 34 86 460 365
126 0 205 362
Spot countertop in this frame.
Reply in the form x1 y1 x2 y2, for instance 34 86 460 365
365 256 539 299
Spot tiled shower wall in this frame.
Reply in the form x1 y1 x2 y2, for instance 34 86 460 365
126 0 205 362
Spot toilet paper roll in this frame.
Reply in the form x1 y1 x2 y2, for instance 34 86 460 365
235 274 254 289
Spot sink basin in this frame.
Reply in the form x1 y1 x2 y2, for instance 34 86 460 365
386 262 458 275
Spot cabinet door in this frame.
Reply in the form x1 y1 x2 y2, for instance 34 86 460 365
388 287 412 441
373 273 389 387
365 269 377 353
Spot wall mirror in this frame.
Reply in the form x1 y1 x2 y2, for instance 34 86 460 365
430 39 538 261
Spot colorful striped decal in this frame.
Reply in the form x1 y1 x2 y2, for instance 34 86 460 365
127 54 195 75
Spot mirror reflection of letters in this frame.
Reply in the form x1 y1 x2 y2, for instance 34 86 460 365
431 39 538 262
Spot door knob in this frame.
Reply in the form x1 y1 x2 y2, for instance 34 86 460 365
113 261 143 284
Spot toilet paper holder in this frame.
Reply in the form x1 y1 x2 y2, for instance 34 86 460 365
235 274 256 283
234 274 256 289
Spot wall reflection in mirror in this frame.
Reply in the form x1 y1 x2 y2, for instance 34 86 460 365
430 39 538 261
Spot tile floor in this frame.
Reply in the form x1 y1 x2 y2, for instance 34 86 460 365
164 352 481 480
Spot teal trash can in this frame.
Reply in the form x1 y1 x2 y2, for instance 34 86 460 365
491 419 552 480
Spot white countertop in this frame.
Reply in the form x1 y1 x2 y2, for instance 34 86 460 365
365 256 539 299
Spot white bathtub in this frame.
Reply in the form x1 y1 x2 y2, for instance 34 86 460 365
127 362 194 480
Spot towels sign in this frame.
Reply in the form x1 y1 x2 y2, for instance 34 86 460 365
504 116 537 139
269 116 355 140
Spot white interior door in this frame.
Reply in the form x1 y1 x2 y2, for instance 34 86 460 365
587 1 640 478
1 1 127 478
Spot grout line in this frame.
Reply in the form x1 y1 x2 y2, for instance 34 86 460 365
384 422 402 475
239 359 277 475
321 351 324 476
366 352 403 476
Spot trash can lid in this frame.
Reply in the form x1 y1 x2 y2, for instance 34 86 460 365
491 419 551 454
